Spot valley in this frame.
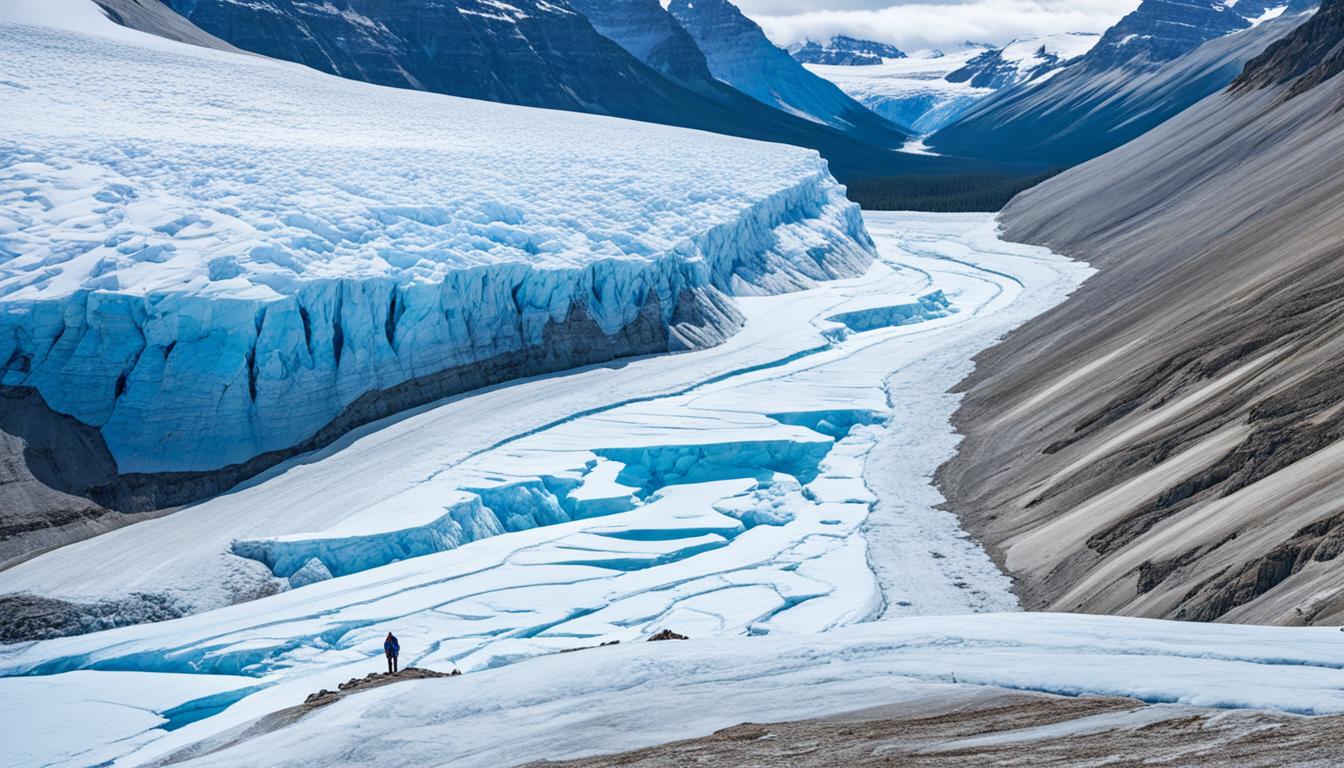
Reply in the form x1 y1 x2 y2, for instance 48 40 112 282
5 0 1344 765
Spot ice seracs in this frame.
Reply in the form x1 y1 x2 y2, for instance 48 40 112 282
0 0 874 482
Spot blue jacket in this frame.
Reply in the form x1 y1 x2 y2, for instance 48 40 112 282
384 635 400 656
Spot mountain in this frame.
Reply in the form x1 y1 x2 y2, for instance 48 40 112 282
161 0 722 122
667 0 908 143
1085 0 1292 70
938 0 1344 626
945 33 1099 89
564 0 717 89
788 35 906 66
0 0 875 561
928 0 1316 165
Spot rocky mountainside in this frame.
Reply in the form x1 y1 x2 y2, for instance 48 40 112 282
928 0 1316 165
564 0 717 89
789 35 906 66
667 0 908 145
162 0 709 122
938 0 1344 626
1234 0 1344 92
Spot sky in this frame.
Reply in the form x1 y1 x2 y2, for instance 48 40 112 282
735 0 1142 52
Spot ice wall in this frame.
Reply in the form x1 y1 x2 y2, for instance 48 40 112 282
0 174 871 474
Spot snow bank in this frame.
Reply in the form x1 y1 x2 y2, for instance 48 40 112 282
0 2 874 475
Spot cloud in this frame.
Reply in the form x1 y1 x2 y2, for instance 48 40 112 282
736 0 1141 51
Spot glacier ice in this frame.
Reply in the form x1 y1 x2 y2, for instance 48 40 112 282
0 4 874 476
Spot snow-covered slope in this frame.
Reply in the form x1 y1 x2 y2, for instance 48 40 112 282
805 48 994 135
155 0 934 186
928 0 1314 164
0 2 874 493
667 0 909 145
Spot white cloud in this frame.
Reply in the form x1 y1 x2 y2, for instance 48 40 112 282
737 0 1141 51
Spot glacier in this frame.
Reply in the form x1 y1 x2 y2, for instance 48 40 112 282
0 210 1103 767
0 0 874 481
803 49 996 135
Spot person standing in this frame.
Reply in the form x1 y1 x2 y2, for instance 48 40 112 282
384 631 400 674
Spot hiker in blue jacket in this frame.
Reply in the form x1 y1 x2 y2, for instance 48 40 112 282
384 631 400 674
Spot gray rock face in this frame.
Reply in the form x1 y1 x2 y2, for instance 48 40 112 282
938 3 1344 626
92 0 240 51
928 1 1317 166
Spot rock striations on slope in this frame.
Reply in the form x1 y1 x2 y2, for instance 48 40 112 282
938 0 1344 626
0 1 875 559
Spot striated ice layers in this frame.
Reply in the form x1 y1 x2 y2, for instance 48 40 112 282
0 6 874 476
